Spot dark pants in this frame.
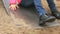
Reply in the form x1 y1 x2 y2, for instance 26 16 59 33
19 0 57 16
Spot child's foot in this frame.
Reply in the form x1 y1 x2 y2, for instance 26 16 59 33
52 11 60 19
39 14 56 26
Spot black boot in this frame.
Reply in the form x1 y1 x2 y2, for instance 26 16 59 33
52 11 60 19
39 14 56 26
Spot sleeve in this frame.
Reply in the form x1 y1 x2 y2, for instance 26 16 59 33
9 0 22 5
9 0 16 4
17 0 22 4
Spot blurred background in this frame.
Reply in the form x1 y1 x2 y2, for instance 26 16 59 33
0 0 60 34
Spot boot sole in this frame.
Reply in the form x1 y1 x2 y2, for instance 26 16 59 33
45 17 56 22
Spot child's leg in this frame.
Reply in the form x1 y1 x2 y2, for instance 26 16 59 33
33 0 47 16
47 0 57 11
33 0 56 26
47 0 60 19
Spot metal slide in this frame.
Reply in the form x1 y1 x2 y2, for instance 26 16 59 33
2 0 60 28
2 0 10 15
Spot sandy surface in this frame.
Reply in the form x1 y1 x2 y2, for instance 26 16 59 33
0 0 60 34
